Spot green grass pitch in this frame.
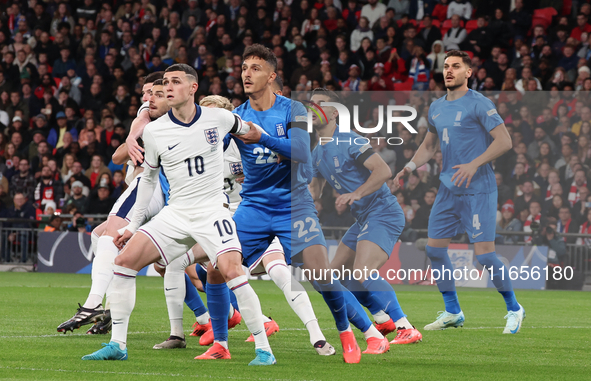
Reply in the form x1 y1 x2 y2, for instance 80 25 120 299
1 273 590 380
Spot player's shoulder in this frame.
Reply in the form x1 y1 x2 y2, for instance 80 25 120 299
466 89 495 106
145 112 172 133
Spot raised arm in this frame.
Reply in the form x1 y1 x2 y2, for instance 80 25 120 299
126 109 151 165
336 152 392 206
112 142 130 165
392 130 439 190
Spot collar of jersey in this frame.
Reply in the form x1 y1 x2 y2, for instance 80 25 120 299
168 103 202 127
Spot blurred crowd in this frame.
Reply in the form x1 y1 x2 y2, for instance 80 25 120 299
0 0 589 249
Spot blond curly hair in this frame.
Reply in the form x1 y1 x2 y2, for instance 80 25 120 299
199 95 234 111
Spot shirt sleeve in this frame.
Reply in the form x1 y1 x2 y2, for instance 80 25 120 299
476 97 504 133
348 140 375 165
258 100 310 163
126 127 159 234
137 101 149 117
427 105 437 134
142 126 160 169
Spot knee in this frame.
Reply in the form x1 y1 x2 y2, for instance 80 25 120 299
425 245 447 260
223 267 243 281
114 256 125 267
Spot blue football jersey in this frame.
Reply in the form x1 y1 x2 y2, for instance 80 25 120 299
312 128 396 219
428 89 504 195
233 95 310 208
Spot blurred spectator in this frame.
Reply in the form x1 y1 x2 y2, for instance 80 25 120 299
47 112 78 149
576 208 591 246
360 0 387 27
442 14 467 51
514 180 540 214
533 219 567 264
10 158 35 200
496 200 522 244
84 155 111 188
2 193 36 262
34 165 64 211
86 179 115 214
411 189 436 231
64 181 88 214
67 212 92 232
557 206 579 244
68 161 91 190
447 0 472 20
523 200 543 243
567 169 587 206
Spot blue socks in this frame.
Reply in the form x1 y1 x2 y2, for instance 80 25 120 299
195 265 208 292
362 278 405 321
312 280 349 332
183 273 207 318
343 289 372 332
206 282 229 342
476 252 520 312
342 276 406 321
229 287 239 313
426 245 461 314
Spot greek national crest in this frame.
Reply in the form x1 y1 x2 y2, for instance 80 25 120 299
204 128 219 145
230 162 243 175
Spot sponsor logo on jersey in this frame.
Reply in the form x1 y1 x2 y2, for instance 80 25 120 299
432 113 441 120
230 162 243 175
487 109 498 116
204 128 219 145
276 123 285 137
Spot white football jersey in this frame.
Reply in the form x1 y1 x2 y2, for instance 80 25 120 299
142 106 249 212
223 139 243 204
137 101 149 117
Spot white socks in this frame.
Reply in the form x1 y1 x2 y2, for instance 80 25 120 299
196 311 210 325
395 317 412 330
227 275 271 353
266 259 325 345
110 265 138 349
84 236 119 309
363 325 384 341
373 310 390 324
164 256 187 338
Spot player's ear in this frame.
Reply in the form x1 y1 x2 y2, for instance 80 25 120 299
269 71 277 84
190 82 198 96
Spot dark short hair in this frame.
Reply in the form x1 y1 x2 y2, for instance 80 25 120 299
165 63 198 82
311 88 341 103
144 71 164 84
152 79 164 86
445 50 472 67
273 75 283 91
242 44 277 72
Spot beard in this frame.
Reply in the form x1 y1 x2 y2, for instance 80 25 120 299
445 79 464 91
42 175 52 180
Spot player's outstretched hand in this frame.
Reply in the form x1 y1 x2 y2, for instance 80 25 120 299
392 167 412 191
451 162 478 188
114 229 133 250
235 175 245 184
336 192 361 206
126 136 144 165
234 121 262 144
